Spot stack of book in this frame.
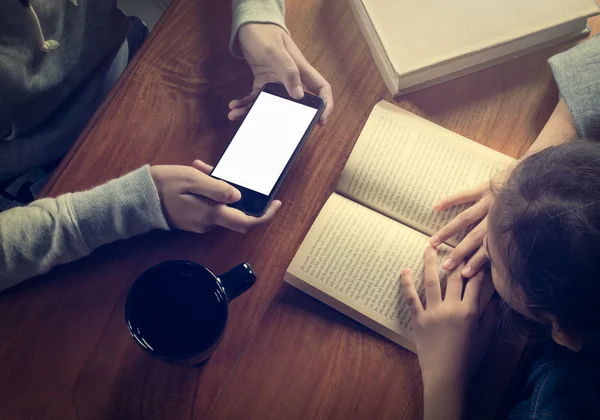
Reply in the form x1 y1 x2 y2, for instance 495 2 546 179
348 0 600 95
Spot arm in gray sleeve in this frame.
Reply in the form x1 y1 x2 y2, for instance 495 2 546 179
230 0 287 58
549 34 600 138
0 166 169 291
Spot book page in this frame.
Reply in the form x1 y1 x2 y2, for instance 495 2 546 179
336 101 515 246
285 193 452 352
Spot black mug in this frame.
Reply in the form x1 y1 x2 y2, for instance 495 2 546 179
125 260 256 365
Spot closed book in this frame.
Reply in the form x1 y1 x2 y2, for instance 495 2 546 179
348 0 600 95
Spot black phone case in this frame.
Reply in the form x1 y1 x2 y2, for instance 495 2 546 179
210 82 325 216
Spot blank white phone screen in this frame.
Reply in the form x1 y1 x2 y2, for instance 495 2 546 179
212 92 318 196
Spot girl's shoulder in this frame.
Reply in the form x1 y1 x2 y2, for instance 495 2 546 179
506 342 600 420
549 33 600 139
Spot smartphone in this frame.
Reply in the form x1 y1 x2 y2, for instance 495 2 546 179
210 83 325 216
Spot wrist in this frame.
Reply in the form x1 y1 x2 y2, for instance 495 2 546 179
149 166 162 197
148 166 171 227
422 376 467 420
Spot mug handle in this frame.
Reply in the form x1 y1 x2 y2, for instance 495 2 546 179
217 263 256 301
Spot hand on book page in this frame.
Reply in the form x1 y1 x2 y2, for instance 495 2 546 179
429 170 509 277
401 246 497 391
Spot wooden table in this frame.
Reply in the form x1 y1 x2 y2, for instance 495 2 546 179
0 0 596 418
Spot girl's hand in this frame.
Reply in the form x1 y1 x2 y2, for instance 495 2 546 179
430 170 508 277
402 246 495 387
429 183 492 276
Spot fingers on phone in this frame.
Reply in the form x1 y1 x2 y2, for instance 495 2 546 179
228 106 251 121
229 95 255 110
268 42 303 100
187 173 241 204
214 200 282 233
283 36 333 123
212 206 250 233
229 92 260 121
192 159 213 174
258 200 282 223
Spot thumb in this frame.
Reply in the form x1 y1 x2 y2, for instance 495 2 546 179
192 159 213 174
270 45 304 100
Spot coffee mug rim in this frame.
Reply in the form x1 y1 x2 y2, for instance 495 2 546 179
125 260 229 361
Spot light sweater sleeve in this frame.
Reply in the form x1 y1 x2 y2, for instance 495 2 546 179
230 0 287 58
0 166 169 291
548 34 600 139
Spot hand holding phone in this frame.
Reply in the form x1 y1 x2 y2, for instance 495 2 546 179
151 160 281 234
211 83 325 216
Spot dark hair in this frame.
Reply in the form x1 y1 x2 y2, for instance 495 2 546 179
489 138 600 349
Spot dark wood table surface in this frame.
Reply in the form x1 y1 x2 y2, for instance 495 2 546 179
1 0 597 418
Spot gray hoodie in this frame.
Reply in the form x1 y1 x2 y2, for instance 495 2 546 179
0 0 286 289
0 0 286 176
0 0 129 140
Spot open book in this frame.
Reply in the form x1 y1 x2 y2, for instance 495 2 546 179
284 101 515 352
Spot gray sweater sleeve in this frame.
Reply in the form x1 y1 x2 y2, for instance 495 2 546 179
0 166 169 291
230 0 287 58
549 34 600 138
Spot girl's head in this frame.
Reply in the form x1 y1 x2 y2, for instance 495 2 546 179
487 138 600 352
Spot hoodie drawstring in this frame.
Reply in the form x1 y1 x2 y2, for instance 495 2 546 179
21 0 78 53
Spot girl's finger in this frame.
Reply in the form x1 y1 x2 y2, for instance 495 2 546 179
463 271 485 309
229 94 256 110
432 184 488 212
284 36 334 124
192 159 213 174
442 218 488 271
186 172 241 204
213 205 253 233
462 246 489 278
430 200 488 247
445 263 465 302
213 200 282 233
247 200 282 225
400 268 424 315
265 41 303 99
228 106 252 121
423 246 442 308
